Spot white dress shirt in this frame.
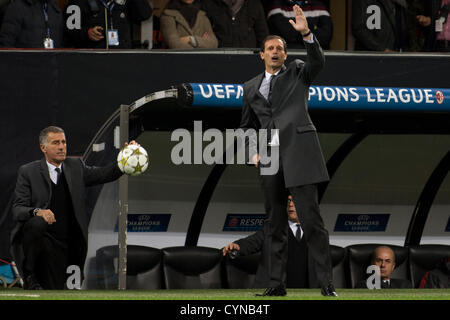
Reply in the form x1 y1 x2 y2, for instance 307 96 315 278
46 161 63 185
289 220 304 239
259 70 281 147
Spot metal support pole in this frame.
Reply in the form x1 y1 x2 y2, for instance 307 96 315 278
118 104 129 290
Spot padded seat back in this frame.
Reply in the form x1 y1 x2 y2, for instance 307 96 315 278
224 253 260 288
96 245 163 289
408 244 450 288
330 245 347 288
162 246 223 289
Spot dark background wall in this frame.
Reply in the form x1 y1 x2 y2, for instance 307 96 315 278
0 49 448 259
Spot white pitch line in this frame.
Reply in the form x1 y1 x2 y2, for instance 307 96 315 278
0 293 40 297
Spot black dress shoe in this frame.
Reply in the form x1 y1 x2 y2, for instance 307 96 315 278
255 285 287 297
321 283 338 297
24 275 43 290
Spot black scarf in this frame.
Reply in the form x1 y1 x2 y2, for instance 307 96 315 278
166 0 201 28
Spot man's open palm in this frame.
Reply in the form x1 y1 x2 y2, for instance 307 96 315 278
289 5 308 33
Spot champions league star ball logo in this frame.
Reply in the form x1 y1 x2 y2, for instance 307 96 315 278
117 144 149 176
436 90 444 104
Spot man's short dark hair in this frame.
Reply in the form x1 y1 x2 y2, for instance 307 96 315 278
39 126 65 145
261 35 287 53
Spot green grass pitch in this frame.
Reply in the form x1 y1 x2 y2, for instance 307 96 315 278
0 288 449 300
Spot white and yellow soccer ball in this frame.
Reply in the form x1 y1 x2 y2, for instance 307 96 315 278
117 144 149 176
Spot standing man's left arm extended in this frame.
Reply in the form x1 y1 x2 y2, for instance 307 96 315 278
302 36 325 85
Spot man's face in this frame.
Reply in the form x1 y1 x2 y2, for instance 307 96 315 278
372 247 396 280
40 132 67 166
286 195 299 223
260 38 287 72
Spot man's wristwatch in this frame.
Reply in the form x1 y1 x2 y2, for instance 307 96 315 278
32 208 41 217
189 36 198 48
301 30 312 38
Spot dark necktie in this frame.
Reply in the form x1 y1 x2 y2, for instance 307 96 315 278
381 280 390 288
268 74 277 100
295 223 302 242
55 167 61 185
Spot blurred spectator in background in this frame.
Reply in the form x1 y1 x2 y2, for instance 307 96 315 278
65 0 152 49
201 0 269 48
417 0 450 52
0 0 64 48
55 0 68 10
404 0 425 52
160 0 218 49
352 0 409 52
355 246 412 289
266 0 333 50
0 0 11 30
419 257 450 288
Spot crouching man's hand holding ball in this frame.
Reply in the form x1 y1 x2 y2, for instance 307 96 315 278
117 140 149 176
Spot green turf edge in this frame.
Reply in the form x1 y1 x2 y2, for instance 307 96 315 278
0 288 449 300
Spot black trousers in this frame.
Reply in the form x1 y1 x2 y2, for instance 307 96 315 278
259 161 333 288
22 216 69 289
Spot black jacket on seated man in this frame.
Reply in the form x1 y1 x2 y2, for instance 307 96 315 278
66 0 152 49
355 278 412 289
0 0 64 48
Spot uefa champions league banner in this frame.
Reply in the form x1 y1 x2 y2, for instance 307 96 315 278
189 83 449 111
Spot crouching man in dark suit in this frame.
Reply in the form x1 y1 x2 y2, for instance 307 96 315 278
223 195 309 289
11 126 136 289
239 4 336 296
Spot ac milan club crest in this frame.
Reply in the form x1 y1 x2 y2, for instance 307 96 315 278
435 90 444 104
229 218 239 227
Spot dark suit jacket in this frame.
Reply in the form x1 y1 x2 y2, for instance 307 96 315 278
235 222 309 288
355 278 412 289
11 157 122 266
239 35 329 187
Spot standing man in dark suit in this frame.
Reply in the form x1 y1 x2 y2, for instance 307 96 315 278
239 4 336 296
11 126 134 289
223 195 309 289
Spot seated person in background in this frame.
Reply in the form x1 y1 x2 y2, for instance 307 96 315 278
201 0 269 48
417 0 450 52
419 256 450 288
160 0 218 49
266 0 333 49
65 0 152 49
351 0 409 52
355 245 412 289
0 0 64 48
222 195 309 288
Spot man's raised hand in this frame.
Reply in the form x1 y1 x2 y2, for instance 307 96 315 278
288 4 310 35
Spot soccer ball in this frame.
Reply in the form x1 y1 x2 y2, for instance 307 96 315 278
117 144 149 176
